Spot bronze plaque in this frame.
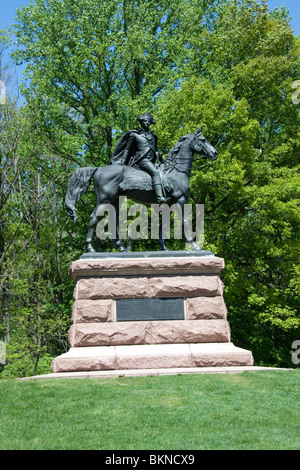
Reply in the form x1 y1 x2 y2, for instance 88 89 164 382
116 298 184 321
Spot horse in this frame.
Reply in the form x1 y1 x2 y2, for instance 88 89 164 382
65 127 218 252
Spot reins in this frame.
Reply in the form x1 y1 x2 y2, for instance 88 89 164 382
162 156 215 173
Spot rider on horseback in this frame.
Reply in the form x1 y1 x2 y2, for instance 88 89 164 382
109 113 167 204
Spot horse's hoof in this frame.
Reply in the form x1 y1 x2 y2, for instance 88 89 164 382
186 241 201 251
86 245 97 253
115 241 127 252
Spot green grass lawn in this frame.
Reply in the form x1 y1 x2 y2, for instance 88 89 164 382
0 370 299 450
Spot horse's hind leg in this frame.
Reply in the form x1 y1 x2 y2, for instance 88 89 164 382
113 233 126 252
86 208 100 253
111 200 126 252
86 202 114 252
86 201 127 253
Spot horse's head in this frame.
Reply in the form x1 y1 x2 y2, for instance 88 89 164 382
191 127 218 161
162 127 218 177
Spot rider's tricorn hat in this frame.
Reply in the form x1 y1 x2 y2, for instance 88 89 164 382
136 112 156 124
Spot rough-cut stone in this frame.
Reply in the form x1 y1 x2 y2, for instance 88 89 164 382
68 319 230 347
76 277 149 300
115 344 193 370
75 275 221 300
49 254 254 374
71 299 113 323
190 343 254 367
149 276 221 298
69 255 225 279
51 346 117 372
186 297 227 320
51 343 254 373
148 319 230 344
68 321 147 347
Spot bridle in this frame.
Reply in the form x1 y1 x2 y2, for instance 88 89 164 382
162 135 216 174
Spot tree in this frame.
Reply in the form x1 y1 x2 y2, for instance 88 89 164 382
0 38 75 376
154 0 300 366
12 0 222 165
0 103 74 376
1 0 298 375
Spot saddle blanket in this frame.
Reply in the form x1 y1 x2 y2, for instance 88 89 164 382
119 166 171 194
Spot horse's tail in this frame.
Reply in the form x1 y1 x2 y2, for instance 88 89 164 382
65 167 98 222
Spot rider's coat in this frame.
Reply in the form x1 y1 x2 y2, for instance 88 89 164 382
109 128 159 167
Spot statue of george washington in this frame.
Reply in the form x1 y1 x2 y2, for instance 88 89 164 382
109 113 166 204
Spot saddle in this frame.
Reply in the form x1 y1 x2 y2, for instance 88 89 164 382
119 166 172 196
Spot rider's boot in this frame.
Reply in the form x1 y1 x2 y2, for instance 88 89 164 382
152 173 167 205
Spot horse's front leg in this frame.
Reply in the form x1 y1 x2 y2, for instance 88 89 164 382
158 208 169 251
158 223 168 251
177 197 202 251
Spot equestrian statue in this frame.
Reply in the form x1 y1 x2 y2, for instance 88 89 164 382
65 113 218 252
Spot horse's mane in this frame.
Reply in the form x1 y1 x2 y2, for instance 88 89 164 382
162 134 190 170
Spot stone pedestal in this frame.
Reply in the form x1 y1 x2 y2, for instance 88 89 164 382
51 252 253 373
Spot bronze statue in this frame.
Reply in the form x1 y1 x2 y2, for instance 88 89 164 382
109 113 166 204
65 117 218 253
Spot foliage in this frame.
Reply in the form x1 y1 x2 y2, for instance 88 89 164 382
0 87 74 377
154 0 300 366
0 0 299 376
12 0 222 164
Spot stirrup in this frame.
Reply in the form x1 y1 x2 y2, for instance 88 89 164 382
157 196 167 205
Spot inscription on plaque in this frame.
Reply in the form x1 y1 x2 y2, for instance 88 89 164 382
116 298 185 322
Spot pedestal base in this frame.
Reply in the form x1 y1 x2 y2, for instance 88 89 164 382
51 342 253 373
51 253 254 374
